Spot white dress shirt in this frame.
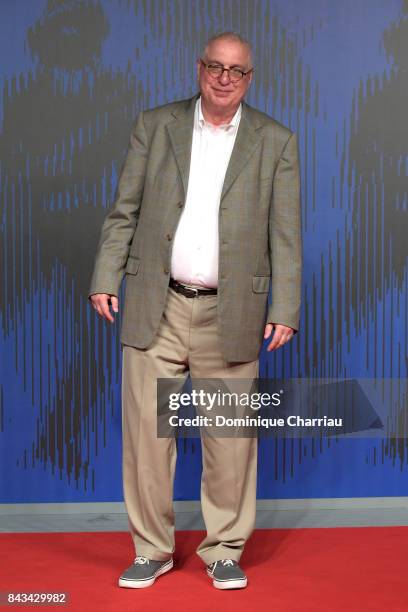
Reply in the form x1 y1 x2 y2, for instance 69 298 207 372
170 96 242 288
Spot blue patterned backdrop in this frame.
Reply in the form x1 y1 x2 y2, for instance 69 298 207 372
0 0 407 502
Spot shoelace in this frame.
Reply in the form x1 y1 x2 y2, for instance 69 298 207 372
210 558 236 570
134 556 149 565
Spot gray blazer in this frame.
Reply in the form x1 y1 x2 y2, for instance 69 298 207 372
88 93 302 362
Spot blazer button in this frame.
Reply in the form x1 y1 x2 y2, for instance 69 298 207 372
177 201 183 208
166 233 172 241
164 267 169 274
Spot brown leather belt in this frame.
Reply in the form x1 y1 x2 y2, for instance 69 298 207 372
169 278 218 298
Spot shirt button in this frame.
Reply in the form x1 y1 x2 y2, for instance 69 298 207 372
164 267 169 274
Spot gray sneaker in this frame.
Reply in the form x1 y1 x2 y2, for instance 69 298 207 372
206 559 247 589
118 555 173 588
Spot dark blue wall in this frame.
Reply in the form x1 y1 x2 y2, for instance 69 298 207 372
0 0 407 502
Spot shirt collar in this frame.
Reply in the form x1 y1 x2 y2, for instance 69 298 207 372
196 96 242 130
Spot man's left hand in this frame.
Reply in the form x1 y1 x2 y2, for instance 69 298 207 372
264 323 295 351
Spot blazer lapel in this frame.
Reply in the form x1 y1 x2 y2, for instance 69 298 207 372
221 103 264 201
166 95 263 200
166 94 198 196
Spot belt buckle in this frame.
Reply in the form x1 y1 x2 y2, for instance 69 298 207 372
186 286 198 298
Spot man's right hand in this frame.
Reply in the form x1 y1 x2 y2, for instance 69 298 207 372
89 294 119 323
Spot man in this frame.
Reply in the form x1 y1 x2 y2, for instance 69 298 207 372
88 31 301 590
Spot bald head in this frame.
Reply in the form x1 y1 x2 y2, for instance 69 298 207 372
202 31 253 71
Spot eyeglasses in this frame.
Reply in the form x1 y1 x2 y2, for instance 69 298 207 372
200 59 253 83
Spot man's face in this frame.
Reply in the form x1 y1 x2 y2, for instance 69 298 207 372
197 39 253 113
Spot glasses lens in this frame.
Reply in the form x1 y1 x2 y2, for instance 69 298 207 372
206 64 221 76
229 69 243 82
204 63 245 82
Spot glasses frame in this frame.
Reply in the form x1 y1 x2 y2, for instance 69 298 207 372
199 59 253 82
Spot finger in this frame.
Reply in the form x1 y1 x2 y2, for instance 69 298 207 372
95 299 108 319
264 323 273 339
89 295 100 309
275 332 294 350
267 330 283 351
110 296 119 313
267 339 279 351
276 334 290 349
94 302 104 318
90 296 103 317
99 297 114 323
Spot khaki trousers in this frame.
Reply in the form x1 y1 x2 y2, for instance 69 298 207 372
121 284 259 566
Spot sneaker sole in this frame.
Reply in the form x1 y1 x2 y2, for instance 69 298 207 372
206 568 247 590
118 558 173 589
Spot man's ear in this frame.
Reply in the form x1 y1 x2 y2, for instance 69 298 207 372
196 58 201 79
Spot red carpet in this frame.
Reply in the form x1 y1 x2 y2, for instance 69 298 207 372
1 527 408 611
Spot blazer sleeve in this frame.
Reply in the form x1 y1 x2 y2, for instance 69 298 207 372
266 131 302 332
87 111 148 301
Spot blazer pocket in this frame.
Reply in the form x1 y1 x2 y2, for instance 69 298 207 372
252 275 270 293
125 257 140 275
